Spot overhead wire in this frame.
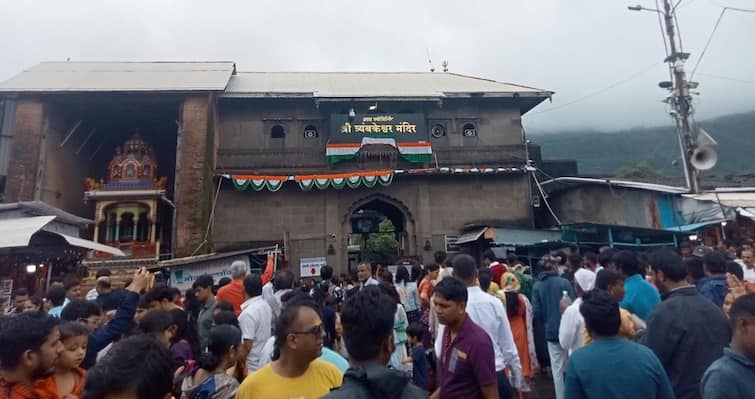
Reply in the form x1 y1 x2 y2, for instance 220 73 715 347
531 169 562 226
527 62 661 116
690 5 755 81
674 13 684 52
689 7 727 81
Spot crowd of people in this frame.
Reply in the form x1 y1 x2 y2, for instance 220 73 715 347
1 243 754 399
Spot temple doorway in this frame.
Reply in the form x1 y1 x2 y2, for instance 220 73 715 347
345 195 415 273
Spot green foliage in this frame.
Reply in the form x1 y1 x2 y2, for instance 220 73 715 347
615 161 664 179
530 111 755 176
361 217 399 264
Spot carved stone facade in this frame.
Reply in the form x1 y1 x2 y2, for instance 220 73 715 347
214 97 545 274
1 64 551 275
84 134 167 261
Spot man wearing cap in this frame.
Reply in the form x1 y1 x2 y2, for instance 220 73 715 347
559 268 596 355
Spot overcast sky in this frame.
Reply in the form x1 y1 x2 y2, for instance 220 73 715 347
1 0 753 132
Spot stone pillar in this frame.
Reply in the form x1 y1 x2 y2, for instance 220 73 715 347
4 99 45 202
174 95 215 258
324 189 342 273
417 179 434 262
93 221 100 244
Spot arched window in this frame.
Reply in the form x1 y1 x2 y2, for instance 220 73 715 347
462 123 477 137
271 124 285 139
106 212 117 242
303 125 318 138
136 212 150 242
119 213 135 242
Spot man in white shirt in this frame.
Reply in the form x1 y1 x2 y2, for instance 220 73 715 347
559 268 596 355
740 249 755 283
356 263 379 288
238 273 273 373
262 269 295 328
435 254 522 399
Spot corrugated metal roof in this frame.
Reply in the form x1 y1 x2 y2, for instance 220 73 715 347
0 201 92 226
0 61 236 93
684 192 755 208
0 215 123 255
490 227 563 246
59 233 124 256
0 215 56 248
455 227 488 245
541 176 689 194
158 246 277 267
223 72 552 99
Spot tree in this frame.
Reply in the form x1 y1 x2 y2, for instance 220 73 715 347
614 161 664 179
361 217 399 264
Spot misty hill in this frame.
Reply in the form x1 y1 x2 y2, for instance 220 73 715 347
529 111 755 177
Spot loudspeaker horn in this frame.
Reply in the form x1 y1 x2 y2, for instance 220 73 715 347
690 128 718 171
697 128 718 147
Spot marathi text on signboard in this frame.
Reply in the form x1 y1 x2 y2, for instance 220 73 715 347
329 114 427 143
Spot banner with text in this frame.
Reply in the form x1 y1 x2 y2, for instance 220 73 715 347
300 257 327 278
169 255 249 291
327 114 431 163
329 114 427 143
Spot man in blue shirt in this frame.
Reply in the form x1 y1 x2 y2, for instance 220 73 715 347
532 255 574 399
565 289 674 399
701 293 755 399
697 251 728 308
60 267 151 368
614 251 660 320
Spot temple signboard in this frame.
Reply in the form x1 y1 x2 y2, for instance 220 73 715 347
326 113 432 164
329 113 427 143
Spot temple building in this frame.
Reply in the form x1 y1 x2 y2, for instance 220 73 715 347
84 133 168 264
0 62 553 275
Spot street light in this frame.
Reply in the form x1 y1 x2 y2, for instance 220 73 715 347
627 4 660 12
26 264 37 274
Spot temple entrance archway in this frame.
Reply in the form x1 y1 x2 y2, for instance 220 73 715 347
343 194 416 273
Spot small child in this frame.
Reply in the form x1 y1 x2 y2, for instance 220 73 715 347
38 321 88 398
405 322 428 391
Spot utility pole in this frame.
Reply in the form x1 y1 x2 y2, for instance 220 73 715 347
630 1 700 193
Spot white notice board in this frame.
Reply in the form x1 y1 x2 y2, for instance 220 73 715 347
300 257 327 277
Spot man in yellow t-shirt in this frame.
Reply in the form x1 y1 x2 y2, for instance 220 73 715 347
237 297 343 399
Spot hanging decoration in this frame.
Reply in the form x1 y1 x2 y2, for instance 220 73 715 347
223 166 524 192
295 171 393 191
231 176 286 192
326 138 432 164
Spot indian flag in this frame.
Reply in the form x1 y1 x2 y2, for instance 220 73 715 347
397 142 432 163
326 143 361 163
327 139 432 164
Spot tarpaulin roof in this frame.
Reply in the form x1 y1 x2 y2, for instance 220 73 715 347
0 216 123 256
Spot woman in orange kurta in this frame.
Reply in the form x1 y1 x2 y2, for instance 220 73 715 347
498 272 538 392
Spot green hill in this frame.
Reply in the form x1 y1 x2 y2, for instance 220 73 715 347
529 111 755 177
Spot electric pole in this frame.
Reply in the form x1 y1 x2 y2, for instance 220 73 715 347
630 1 701 193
